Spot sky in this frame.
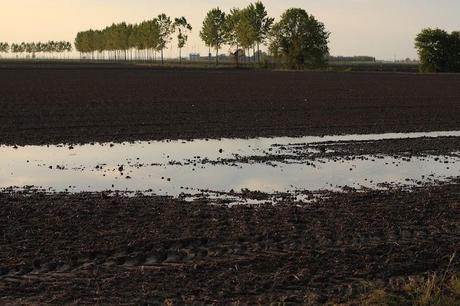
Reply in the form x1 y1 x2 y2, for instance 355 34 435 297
0 0 459 60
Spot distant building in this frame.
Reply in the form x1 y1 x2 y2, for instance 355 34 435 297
189 53 200 61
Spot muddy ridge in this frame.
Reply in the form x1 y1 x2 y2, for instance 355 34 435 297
187 136 460 166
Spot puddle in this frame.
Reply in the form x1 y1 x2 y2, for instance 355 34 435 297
1 131 460 197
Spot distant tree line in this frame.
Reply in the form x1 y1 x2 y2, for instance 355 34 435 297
415 28 460 72
328 56 376 62
0 41 72 58
75 15 191 63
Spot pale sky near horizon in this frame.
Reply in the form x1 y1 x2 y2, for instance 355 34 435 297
0 0 459 60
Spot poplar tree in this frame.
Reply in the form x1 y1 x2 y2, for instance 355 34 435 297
251 1 274 63
174 17 192 63
224 9 242 66
157 14 174 64
200 8 226 65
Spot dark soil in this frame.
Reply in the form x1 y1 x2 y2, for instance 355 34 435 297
1 63 460 145
1 184 459 304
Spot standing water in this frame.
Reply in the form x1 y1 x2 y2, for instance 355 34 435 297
1 131 459 197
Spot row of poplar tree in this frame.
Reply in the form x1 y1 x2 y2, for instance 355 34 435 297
74 14 191 63
0 41 72 58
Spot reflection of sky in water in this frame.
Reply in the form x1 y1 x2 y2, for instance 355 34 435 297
0 131 459 196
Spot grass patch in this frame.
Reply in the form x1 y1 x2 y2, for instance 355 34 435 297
363 254 459 305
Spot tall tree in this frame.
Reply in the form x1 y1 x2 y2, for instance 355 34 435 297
115 22 131 61
235 7 257 62
250 1 274 63
415 28 460 72
134 20 159 61
270 8 329 69
157 14 174 64
200 8 226 65
451 31 460 72
224 9 243 66
74 32 85 57
147 19 161 61
174 17 192 63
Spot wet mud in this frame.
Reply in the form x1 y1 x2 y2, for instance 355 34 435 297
0 182 459 304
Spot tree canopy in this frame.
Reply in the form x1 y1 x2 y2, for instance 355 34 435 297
269 8 329 68
415 28 460 72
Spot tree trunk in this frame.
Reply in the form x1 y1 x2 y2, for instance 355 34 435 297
179 48 182 64
216 48 219 66
236 44 239 68
257 42 260 64
161 49 164 64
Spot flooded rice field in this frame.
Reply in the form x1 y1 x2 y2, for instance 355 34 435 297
1 131 459 200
